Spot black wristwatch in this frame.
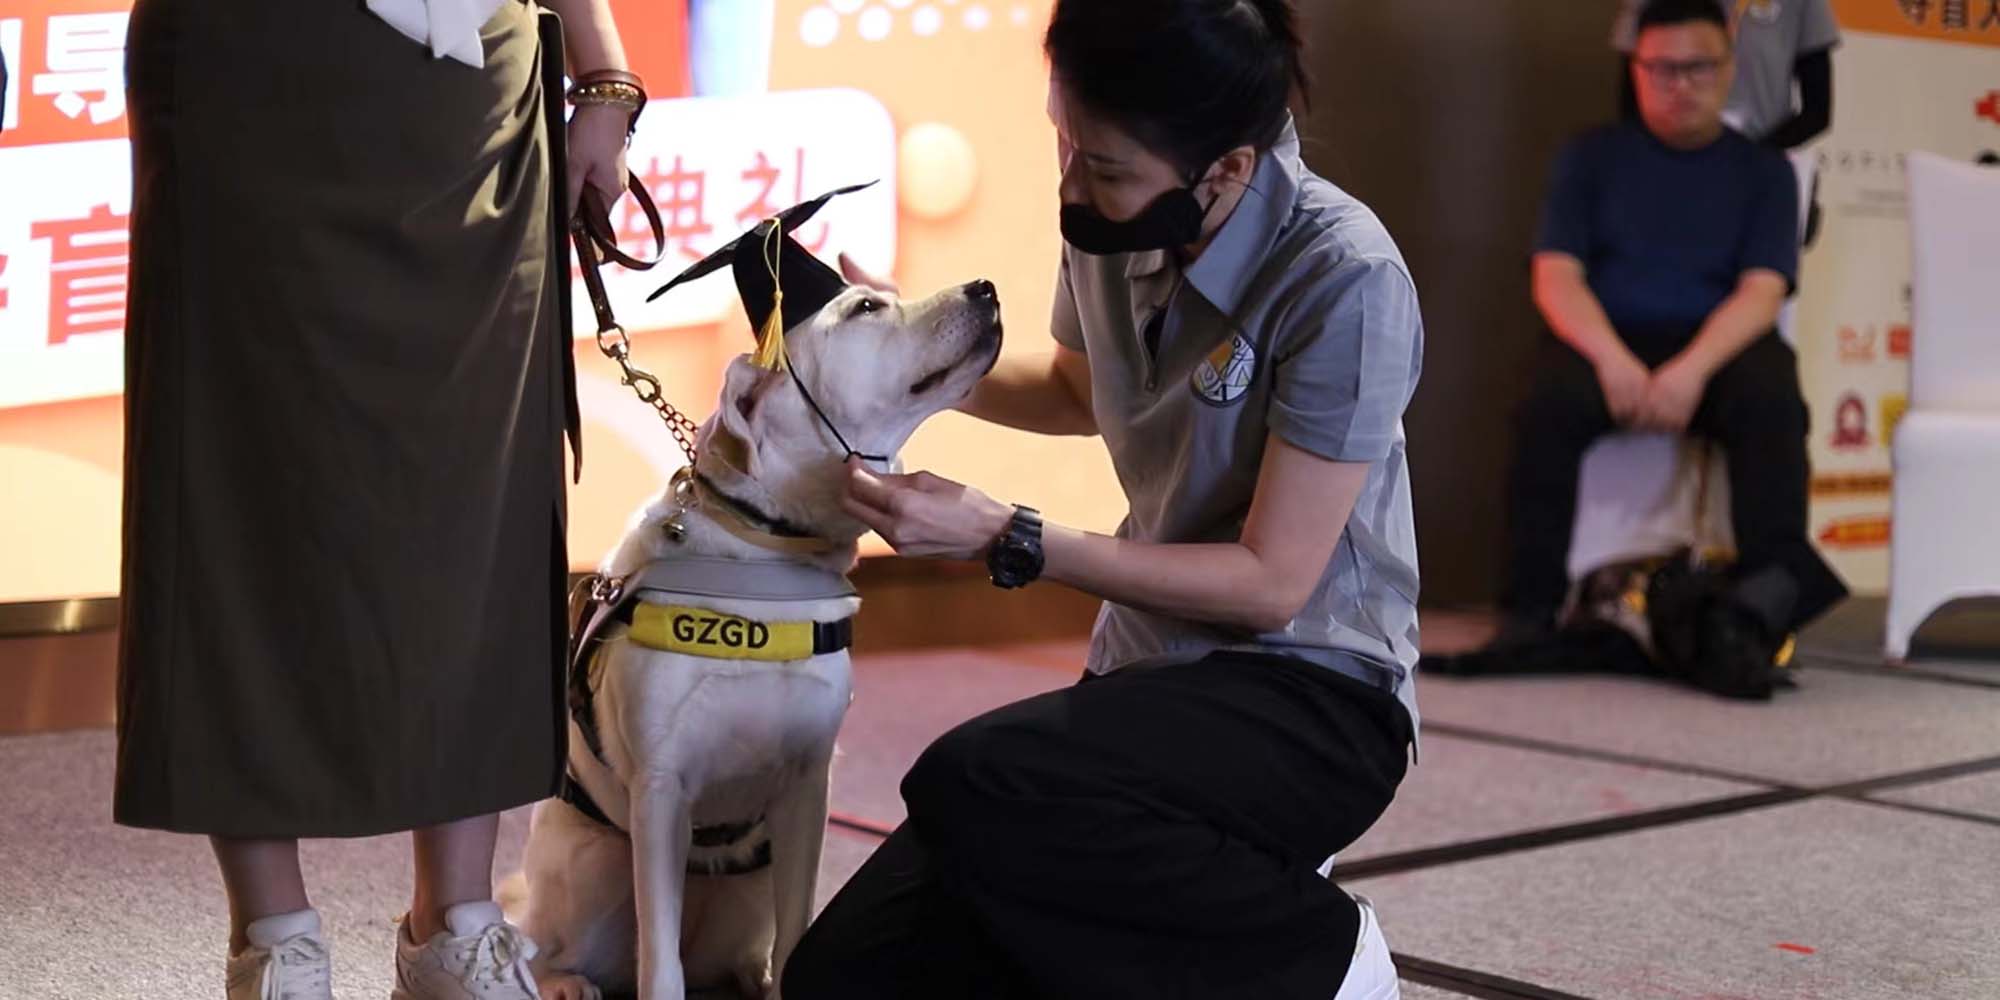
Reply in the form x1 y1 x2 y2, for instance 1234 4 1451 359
986 505 1045 590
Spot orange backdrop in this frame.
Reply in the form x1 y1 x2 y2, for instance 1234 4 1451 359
0 0 1126 602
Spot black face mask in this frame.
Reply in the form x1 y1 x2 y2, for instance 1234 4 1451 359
1060 180 1214 256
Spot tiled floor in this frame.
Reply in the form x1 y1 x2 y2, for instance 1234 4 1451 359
3 599 1997 998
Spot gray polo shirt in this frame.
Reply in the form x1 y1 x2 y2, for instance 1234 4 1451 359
1612 0 1842 142
1053 121 1425 740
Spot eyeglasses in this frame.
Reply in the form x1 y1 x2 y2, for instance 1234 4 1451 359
1634 57 1725 87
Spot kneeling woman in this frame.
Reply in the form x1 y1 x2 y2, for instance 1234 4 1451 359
788 1 1424 997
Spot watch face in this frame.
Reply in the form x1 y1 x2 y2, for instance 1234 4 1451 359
994 541 1032 574
991 537 1038 583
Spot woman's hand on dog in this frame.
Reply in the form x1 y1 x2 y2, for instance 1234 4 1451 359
842 457 1014 560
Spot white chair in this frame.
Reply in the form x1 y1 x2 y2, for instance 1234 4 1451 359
1884 153 2000 660
1568 149 1817 588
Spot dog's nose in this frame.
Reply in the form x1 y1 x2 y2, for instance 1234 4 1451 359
965 280 997 303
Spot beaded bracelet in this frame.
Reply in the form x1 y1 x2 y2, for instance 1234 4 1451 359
567 70 648 139
573 68 646 94
569 81 644 110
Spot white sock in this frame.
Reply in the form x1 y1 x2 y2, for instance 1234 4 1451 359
244 908 322 952
442 900 505 939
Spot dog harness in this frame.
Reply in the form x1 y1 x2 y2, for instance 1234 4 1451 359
561 555 857 873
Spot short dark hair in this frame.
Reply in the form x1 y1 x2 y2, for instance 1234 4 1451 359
1044 0 1310 178
1636 0 1731 36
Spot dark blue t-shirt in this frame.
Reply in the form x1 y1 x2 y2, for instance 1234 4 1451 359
1535 123 1799 338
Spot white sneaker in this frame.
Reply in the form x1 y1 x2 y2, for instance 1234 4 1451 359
392 900 544 999
1332 894 1400 1000
226 909 333 1000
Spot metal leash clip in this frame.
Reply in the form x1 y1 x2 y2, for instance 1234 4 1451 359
588 573 625 606
572 177 702 465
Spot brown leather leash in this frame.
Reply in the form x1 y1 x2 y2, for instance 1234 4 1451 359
571 176 703 464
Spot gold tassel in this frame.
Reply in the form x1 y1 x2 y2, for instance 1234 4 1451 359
751 221 788 371
753 290 788 371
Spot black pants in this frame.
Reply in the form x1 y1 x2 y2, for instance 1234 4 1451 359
784 651 1413 1000
1501 333 1847 629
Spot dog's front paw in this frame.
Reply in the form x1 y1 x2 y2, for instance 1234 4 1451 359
538 972 603 1000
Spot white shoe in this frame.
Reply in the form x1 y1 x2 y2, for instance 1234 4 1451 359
227 909 333 1000
1332 894 1400 1000
392 900 544 999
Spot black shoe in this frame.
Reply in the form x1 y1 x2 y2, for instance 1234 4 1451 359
1488 610 1559 651
1418 651 1483 676
1421 613 1549 677
1688 602 1781 701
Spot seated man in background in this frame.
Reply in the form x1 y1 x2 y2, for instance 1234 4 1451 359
1616 0 1840 251
1495 0 1847 655
1613 0 1841 154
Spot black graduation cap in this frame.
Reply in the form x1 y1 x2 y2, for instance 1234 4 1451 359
648 181 876 370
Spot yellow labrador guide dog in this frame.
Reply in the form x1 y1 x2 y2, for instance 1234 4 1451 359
507 186 1003 1000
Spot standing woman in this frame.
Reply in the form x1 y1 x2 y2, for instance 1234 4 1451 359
787 1 1424 998
116 0 637 996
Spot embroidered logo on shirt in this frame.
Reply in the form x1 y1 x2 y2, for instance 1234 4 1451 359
1190 334 1257 407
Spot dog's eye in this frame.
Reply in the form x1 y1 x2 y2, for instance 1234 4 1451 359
849 298 883 319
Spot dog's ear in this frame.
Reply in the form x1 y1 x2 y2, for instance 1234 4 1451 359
707 423 755 477
713 356 783 474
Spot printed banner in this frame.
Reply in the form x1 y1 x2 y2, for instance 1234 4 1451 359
574 88 898 341
0 0 1099 602
1791 0 2000 592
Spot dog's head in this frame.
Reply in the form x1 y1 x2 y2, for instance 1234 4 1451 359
699 278 1004 537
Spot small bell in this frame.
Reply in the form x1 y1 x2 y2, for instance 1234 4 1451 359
663 467 700 544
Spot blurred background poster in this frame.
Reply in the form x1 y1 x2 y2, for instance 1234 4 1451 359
0 0 1123 603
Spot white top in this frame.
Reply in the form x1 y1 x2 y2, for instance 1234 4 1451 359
368 0 508 68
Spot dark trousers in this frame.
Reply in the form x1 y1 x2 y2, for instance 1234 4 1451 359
783 651 1413 1000
1501 332 1848 629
